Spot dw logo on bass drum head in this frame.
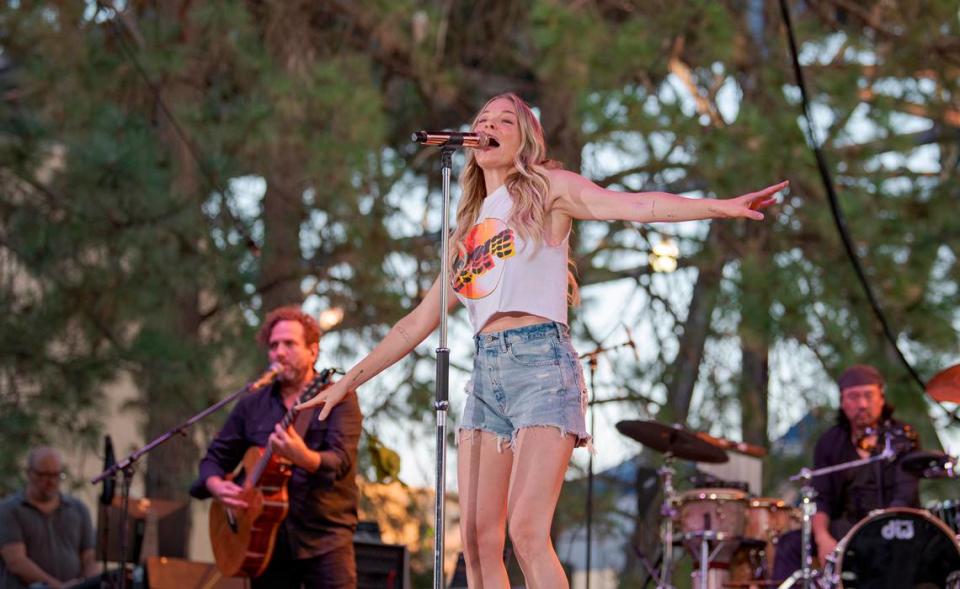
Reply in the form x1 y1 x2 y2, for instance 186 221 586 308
880 518 914 540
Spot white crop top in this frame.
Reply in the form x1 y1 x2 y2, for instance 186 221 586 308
452 185 569 333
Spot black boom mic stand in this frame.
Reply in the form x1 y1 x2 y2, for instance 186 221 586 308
91 366 280 589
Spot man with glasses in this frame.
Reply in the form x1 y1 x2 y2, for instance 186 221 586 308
0 447 97 588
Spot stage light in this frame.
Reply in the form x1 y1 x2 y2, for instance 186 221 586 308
318 307 344 331
649 238 679 273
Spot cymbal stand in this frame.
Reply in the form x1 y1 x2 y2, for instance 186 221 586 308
772 474 818 589
688 531 730 589
799 478 817 589
656 453 678 589
585 349 599 589
579 339 633 589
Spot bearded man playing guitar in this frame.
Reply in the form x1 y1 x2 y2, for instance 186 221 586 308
190 306 362 588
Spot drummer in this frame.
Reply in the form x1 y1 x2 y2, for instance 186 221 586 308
772 364 921 581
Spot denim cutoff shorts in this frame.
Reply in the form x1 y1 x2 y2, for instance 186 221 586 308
459 321 591 450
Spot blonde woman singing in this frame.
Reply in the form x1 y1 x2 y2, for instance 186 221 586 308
300 93 787 588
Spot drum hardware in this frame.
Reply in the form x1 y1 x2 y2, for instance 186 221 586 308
777 433 899 589
900 449 957 479
658 453 679 589
948 570 960 589
680 530 740 589
930 498 960 535
616 420 731 588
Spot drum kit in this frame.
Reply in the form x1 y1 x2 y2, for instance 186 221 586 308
615 419 960 589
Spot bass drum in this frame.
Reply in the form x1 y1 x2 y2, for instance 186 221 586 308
823 507 960 588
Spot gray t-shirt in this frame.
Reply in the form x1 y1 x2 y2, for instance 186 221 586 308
0 492 94 589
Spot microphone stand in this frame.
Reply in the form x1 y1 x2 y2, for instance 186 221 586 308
578 338 635 589
778 433 898 589
91 373 275 589
431 142 459 589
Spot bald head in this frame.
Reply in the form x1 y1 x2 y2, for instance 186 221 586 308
27 446 63 470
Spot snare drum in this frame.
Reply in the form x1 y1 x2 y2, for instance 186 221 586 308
822 507 960 588
743 497 801 544
729 498 801 582
674 488 748 565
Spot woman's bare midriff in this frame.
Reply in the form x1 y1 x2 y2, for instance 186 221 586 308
479 311 553 334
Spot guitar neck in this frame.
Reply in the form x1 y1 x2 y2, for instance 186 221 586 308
248 368 334 486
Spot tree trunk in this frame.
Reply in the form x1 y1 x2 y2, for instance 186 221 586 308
256 0 314 312
666 226 725 424
141 0 206 555
738 239 771 448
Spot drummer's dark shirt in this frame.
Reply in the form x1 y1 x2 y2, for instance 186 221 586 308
812 418 920 529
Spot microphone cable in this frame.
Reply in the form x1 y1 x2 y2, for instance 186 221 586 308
778 0 957 423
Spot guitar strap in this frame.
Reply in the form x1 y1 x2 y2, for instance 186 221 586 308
291 370 332 440
292 404 315 439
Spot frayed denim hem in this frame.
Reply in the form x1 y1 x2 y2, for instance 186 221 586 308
459 424 593 454
458 426 513 453
510 424 593 453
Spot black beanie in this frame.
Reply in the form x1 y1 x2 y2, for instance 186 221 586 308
837 364 884 391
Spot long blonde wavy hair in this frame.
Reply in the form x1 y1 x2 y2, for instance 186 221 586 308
451 93 579 305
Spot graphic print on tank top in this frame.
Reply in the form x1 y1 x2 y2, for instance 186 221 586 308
452 217 517 299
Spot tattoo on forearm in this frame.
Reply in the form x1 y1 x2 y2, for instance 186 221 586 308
397 324 413 346
347 369 365 388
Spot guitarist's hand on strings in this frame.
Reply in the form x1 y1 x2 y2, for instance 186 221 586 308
206 476 248 510
270 424 321 472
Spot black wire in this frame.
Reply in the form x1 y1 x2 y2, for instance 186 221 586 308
93 1 260 256
776 0 955 415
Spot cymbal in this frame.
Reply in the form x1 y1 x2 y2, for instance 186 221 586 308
900 450 956 479
927 363 960 404
694 431 768 458
616 420 728 463
107 495 185 519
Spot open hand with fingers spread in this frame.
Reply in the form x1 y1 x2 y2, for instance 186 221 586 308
297 378 350 422
716 180 788 220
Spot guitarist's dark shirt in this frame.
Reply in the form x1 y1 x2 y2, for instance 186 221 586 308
190 381 363 559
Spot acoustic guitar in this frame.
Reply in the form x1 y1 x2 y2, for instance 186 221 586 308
208 368 335 577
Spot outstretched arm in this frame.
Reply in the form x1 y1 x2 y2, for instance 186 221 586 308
298 274 459 420
548 168 786 223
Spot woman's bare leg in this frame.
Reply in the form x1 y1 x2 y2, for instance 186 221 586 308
457 429 514 589
506 427 575 589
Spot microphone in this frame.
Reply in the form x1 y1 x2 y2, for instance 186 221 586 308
411 131 499 149
881 432 898 462
622 323 641 363
99 435 116 506
249 363 283 390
